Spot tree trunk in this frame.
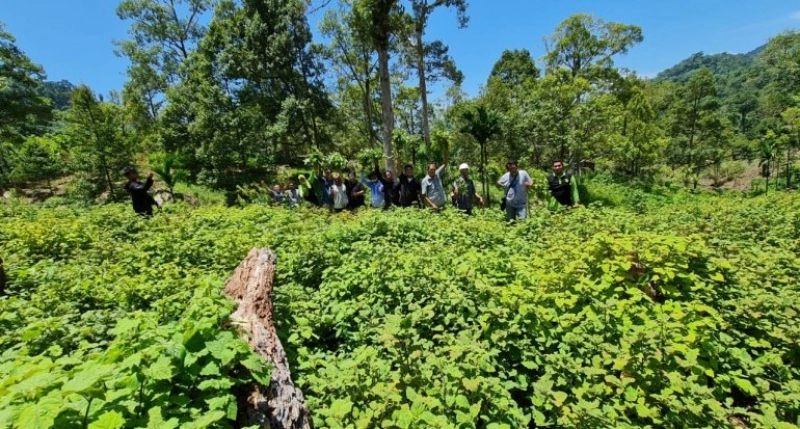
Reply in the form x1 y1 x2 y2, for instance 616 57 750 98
101 160 115 202
415 30 431 149
377 45 396 176
364 67 377 147
481 141 489 206
223 248 312 429
787 147 792 190
0 257 5 297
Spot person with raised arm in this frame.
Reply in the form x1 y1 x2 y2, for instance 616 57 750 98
361 169 385 209
316 168 335 212
497 159 533 222
345 171 366 211
374 164 399 209
123 167 160 217
420 141 449 211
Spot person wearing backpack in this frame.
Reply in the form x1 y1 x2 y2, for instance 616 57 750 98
497 159 533 221
546 159 580 211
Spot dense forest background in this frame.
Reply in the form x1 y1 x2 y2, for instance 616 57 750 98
2 0 799 204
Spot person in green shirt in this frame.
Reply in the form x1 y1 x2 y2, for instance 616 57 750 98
546 159 580 211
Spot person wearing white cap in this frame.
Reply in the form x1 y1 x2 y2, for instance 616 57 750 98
453 163 483 215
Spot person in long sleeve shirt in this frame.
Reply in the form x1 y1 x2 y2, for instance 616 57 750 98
346 171 366 210
374 165 399 209
361 170 385 208
124 167 159 217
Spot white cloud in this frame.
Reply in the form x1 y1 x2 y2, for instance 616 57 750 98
790 11 800 20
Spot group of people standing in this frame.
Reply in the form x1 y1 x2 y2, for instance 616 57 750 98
267 158 581 221
122 158 579 220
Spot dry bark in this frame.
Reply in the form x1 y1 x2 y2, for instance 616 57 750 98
223 248 312 429
627 252 663 303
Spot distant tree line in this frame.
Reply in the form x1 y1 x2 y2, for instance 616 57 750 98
1 2 799 201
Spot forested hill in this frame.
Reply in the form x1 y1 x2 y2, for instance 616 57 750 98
655 44 765 83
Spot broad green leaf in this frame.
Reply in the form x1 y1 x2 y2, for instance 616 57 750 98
186 410 226 429
62 364 112 394
462 378 480 392
329 398 354 419
552 391 568 407
146 406 179 429
15 404 56 429
199 361 221 376
146 357 174 381
734 378 757 396
88 411 125 429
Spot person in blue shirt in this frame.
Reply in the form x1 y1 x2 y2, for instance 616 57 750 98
361 170 385 208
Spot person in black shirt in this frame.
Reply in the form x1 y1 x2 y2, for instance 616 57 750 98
397 164 421 208
124 167 160 217
374 165 399 209
346 171 366 211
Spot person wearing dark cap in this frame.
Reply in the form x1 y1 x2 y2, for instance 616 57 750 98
124 167 160 217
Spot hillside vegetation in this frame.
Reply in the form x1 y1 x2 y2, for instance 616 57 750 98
2 188 799 428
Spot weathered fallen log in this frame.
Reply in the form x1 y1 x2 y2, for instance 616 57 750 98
223 248 312 429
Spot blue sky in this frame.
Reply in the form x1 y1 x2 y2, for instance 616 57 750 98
2 0 800 98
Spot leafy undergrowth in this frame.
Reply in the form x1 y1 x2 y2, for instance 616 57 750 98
1 192 799 428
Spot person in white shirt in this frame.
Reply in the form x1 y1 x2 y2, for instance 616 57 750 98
329 173 349 213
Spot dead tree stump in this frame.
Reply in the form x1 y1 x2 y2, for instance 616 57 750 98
223 249 312 429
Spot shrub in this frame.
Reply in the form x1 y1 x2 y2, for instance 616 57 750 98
1 192 798 428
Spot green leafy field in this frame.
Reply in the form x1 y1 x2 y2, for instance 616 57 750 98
1 192 799 428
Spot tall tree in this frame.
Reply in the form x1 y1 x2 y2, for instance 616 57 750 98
544 14 643 82
460 104 501 204
489 49 540 87
179 0 332 186
352 0 404 175
319 3 380 147
116 0 214 121
407 0 467 149
666 68 732 175
0 23 52 183
66 86 135 198
761 31 800 96
540 14 643 163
